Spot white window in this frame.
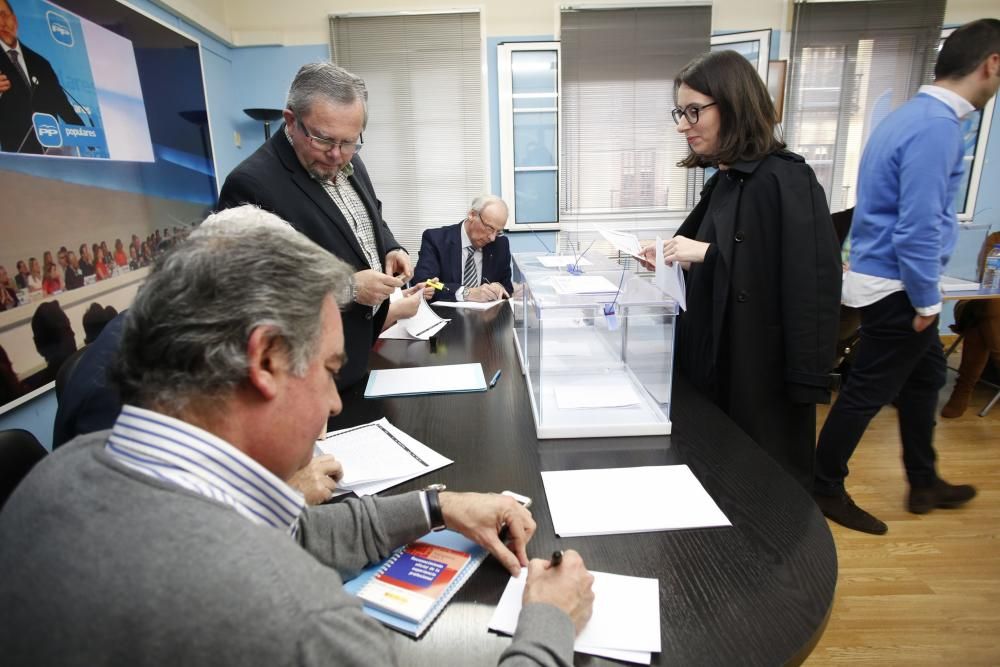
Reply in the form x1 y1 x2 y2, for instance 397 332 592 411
498 42 560 230
710 29 771 83
783 0 947 213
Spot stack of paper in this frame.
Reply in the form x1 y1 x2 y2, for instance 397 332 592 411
316 418 452 495
364 363 488 398
540 465 731 537
489 570 661 664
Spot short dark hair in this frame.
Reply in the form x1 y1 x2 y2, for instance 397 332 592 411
935 19 1000 80
674 50 785 169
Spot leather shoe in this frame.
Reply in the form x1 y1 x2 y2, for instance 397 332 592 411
813 491 887 535
908 479 977 514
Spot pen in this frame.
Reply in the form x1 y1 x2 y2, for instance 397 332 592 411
415 321 443 337
550 550 563 567
489 369 502 388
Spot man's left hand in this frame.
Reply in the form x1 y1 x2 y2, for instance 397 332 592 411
384 250 413 281
287 454 344 505
439 491 535 576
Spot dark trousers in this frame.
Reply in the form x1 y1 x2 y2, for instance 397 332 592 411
814 291 946 494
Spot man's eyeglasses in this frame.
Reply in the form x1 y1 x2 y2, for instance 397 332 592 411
671 102 717 126
473 211 504 237
297 119 363 155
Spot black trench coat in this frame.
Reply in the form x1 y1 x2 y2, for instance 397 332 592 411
675 150 842 489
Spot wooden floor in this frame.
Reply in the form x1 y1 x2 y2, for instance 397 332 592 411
805 362 1000 665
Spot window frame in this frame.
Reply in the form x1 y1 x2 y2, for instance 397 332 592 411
710 29 772 83
941 27 995 222
497 41 561 231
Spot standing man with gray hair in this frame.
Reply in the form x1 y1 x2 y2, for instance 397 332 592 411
219 62 411 389
413 194 514 302
0 207 595 665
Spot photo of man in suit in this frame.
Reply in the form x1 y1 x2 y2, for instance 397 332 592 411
413 194 513 303
218 62 411 390
0 0 83 154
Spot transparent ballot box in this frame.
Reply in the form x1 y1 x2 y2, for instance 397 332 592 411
511 252 677 438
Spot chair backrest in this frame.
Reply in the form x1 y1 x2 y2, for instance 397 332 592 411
0 429 47 510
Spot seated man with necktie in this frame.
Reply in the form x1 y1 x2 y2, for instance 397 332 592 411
413 194 513 303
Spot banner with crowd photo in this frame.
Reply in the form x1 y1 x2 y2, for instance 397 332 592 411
0 0 217 411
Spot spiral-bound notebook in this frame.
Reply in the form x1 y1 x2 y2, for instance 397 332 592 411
343 529 488 637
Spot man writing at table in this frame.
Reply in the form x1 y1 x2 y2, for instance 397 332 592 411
414 194 514 303
0 208 594 666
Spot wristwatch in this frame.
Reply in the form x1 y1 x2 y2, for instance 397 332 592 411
424 483 447 531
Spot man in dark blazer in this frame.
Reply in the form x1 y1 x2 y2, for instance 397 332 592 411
0 0 83 154
218 63 410 390
413 194 513 303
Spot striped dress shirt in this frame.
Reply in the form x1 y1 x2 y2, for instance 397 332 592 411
105 405 305 537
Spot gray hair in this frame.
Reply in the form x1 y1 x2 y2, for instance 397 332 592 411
286 62 369 128
469 194 508 219
114 205 352 412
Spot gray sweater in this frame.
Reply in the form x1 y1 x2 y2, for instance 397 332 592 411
0 432 574 666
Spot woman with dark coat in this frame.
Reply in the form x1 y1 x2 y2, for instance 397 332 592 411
641 50 842 488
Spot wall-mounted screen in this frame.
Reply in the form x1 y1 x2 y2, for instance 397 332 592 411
1 0 216 411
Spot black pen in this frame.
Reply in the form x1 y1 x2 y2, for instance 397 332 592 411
550 550 563 567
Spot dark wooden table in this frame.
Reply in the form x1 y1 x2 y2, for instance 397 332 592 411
332 304 837 666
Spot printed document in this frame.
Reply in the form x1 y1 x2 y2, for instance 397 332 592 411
317 418 452 495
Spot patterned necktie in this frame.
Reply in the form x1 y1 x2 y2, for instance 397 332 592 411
462 246 479 289
7 50 31 90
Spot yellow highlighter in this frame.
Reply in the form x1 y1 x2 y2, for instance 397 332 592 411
426 278 445 291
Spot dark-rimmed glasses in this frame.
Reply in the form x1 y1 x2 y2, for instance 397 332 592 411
671 102 717 126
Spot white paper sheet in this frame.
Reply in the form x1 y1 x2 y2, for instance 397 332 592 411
555 385 641 409
488 570 660 662
316 418 452 493
364 363 488 398
654 235 687 311
536 255 593 269
378 292 450 340
431 299 505 311
541 465 731 537
549 275 621 295
595 227 644 259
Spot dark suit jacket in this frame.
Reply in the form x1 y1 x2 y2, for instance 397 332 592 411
0 43 83 153
412 222 513 302
217 128 404 389
52 312 126 448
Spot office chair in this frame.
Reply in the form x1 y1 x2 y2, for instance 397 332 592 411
0 429 47 509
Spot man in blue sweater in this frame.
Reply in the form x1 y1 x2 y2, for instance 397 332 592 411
813 19 1000 535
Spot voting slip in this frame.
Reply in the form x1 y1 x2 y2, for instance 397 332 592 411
541 465 731 537
316 418 451 495
379 293 449 340
594 227 645 260
344 529 488 637
364 363 488 398
536 255 593 269
654 235 687 311
489 570 661 664
549 275 621 295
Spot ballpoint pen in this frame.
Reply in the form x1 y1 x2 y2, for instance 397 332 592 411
489 369 502 388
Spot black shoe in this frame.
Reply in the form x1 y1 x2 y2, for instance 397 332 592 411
908 479 977 514
813 491 888 535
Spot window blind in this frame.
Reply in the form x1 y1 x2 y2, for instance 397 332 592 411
784 0 946 213
559 5 711 224
330 13 484 260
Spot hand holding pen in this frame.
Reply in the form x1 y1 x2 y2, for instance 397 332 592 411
522 549 595 634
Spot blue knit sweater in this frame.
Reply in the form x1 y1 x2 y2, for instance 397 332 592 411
850 93 964 309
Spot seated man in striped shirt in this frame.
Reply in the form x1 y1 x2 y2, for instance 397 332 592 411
0 205 593 666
